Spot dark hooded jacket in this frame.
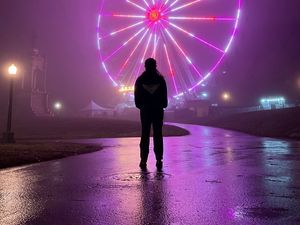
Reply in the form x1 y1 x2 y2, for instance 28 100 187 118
134 71 168 110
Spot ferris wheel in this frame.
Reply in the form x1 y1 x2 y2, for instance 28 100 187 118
97 0 241 97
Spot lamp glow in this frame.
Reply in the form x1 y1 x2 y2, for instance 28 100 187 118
222 92 231 101
8 64 17 76
97 0 241 97
54 102 62 110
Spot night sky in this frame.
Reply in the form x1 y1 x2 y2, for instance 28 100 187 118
1 0 300 111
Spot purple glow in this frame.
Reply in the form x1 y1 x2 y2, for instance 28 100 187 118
97 0 242 97
126 0 147 12
164 44 179 94
117 29 150 83
168 21 225 53
103 27 145 62
164 27 203 78
136 33 153 76
169 0 202 13
168 16 236 21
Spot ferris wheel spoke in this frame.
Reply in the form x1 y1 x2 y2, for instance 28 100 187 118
169 0 180 7
99 21 144 40
151 25 160 58
103 27 146 62
125 46 147 85
118 29 150 81
126 52 143 85
151 35 160 58
158 25 196 89
164 44 179 95
160 0 170 9
162 26 203 78
136 33 153 76
126 0 147 12
112 14 146 19
165 0 202 14
167 21 224 53
163 0 180 13
164 0 171 6
158 0 169 11
142 0 150 8
168 16 236 21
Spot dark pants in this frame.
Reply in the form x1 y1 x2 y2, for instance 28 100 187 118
140 108 164 162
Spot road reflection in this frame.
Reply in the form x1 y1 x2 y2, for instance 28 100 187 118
1 124 300 224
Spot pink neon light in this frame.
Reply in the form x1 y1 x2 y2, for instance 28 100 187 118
151 23 160 58
151 33 157 58
147 9 161 22
163 0 179 13
103 27 145 62
126 0 147 12
97 0 242 97
187 7 241 93
117 29 150 78
100 21 143 40
136 33 153 75
164 28 203 78
170 0 202 13
168 16 235 21
112 14 146 19
142 0 150 8
168 21 224 53
164 44 178 94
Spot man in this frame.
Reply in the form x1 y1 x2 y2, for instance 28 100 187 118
134 58 168 170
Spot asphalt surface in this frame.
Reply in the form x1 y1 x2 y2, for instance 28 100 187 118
1 123 300 225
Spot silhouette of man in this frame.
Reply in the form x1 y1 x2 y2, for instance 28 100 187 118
134 58 168 170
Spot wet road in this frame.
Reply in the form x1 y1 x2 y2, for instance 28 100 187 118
1 123 300 225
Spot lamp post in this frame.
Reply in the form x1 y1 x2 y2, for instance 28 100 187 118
2 64 17 143
53 101 63 116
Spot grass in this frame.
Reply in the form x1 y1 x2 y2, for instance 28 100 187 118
0 117 189 169
178 107 300 140
0 142 102 169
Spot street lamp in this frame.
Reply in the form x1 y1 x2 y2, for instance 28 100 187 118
53 101 63 116
2 64 17 143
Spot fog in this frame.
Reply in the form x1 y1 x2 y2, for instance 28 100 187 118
1 0 300 113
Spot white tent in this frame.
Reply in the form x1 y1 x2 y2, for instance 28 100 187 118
80 101 114 117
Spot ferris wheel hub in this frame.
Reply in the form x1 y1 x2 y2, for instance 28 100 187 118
147 8 161 22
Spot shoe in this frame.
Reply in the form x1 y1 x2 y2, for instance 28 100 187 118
156 160 163 170
139 161 147 170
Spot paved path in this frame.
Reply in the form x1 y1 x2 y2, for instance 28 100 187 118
1 123 300 225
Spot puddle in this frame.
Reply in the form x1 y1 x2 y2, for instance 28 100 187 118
105 172 171 182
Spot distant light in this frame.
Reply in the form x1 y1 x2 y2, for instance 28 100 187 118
54 102 62 110
260 97 285 103
119 86 134 93
260 96 286 110
222 92 231 101
201 92 208 98
8 64 17 76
